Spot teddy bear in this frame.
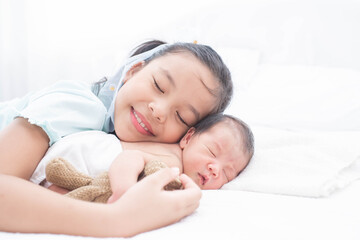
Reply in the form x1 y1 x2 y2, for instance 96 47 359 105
45 157 182 203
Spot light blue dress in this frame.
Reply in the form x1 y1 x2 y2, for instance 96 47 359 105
0 80 107 146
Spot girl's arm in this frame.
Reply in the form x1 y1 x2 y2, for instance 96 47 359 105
0 167 201 237
0 117 49 179
0 118 202 237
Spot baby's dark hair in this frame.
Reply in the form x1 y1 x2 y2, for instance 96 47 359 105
130 39 233 114
193 113 255 171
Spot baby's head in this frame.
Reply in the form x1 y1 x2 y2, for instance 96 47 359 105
179 113 254 189
113 40 233 143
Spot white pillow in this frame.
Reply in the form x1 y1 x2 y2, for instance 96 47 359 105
222 126 360 197
225 64 360 131
214 47 261 91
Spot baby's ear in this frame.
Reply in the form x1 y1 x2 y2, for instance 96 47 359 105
122 61 145 84
179 127 196 149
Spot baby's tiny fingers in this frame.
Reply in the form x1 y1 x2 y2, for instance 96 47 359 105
107 194 116 204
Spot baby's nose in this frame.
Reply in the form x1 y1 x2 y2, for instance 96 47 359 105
208 164 219 178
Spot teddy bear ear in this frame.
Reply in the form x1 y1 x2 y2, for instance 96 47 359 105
45 158 92 190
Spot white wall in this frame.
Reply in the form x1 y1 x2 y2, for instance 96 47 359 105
0 0 225 101
1 0 359 101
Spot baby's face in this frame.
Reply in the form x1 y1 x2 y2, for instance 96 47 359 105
180 122 248 189
113 52 218 143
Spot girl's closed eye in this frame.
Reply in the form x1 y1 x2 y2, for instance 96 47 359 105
153 75 189 127
153 77 164 94
176 111 189 127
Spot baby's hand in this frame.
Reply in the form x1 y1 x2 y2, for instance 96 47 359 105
107 150 147 204
107 192 120 204
107 186 131 204
107 178 135 204
48 184 70 195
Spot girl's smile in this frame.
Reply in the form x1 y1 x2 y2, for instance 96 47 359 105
130 107 154 136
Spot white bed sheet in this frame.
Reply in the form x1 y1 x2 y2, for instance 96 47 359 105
2 62 359 240
2 61 359 240
1 180 359 240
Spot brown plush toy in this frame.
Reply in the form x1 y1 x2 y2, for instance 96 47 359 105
45 158 182 203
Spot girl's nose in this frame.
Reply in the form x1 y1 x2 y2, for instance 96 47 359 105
208 163 219 178
148 102 167 123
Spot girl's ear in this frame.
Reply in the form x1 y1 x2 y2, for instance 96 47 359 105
122 61 145 84
179 127 196 149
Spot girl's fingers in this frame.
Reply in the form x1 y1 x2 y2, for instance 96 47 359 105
142 170 202 211
110 170 201 235
179 174 202 200
132 169 202 215
142 167 180 189
167 174 202 209
179 173 200 190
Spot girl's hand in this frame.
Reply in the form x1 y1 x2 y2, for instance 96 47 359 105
109 167 201 237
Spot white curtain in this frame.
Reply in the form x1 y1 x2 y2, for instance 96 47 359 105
0 0 216 101
0 0 28 101
1 0 358 102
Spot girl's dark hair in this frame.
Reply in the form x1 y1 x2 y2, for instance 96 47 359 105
130 40 167 57
194 113 255 164
130 39 233 114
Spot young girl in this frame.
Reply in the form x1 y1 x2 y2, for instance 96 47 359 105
0 40 233 237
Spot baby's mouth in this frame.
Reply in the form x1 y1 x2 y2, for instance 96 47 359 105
198 173 208 186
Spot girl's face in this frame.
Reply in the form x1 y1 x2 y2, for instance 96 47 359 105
113 52 218 143
179 122 248 190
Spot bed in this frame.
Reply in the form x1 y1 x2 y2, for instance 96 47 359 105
1 183 360 240
1 0 360 239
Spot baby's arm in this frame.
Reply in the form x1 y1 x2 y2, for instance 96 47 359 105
107 149 181 203
107 150 149 203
